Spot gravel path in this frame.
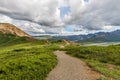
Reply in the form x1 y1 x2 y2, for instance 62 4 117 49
46 51 102 80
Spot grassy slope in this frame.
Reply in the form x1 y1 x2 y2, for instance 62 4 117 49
63 45 120 80
0 34 57 80
0 34 29 46
2 33 120 80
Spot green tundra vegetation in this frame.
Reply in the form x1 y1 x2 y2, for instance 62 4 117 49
0 34 57 80
1 33 120 80
63 45 120 80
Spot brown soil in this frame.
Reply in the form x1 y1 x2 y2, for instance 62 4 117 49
46 51 103 80
0 23 30 37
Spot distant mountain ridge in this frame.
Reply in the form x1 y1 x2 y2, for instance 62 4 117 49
0 23 30 37
51 30 120 43
80 30 120 43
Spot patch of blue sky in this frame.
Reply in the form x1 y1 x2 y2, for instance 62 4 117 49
59 6 71 19
84 0 89 2
64 25 75 32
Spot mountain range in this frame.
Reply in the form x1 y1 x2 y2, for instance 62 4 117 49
51 30 120 43
0 23 120 43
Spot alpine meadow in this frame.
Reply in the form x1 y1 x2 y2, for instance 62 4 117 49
0 0 120 80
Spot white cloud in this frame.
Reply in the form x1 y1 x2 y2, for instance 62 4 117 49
0 0 63 27
0 14 62 35
0 0 65 35
0 0 120 36
0 14 12 23
64 0 120 31
58 0 69 7
12 20 45 34
12 20 64 35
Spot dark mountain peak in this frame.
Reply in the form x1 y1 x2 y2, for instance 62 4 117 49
51 29 120 43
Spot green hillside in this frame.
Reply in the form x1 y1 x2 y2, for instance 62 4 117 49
1 33 120 80
0 34 28 46
63 45 120 79
0 33 57 80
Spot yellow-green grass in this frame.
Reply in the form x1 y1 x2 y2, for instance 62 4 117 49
64 45 120 79
0 42 57 80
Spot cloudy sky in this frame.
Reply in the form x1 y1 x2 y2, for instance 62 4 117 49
0 0 120 36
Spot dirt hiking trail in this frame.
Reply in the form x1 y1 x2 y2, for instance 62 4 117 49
46 51 103 80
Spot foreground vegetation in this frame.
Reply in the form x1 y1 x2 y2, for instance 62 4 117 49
1 33 120 80
0 42 57 80
64 45 120 80
0 33 58 80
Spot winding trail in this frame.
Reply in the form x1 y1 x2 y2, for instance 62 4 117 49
46 51 102 80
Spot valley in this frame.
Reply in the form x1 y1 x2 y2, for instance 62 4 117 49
0 0 120 80
0 23 120 80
